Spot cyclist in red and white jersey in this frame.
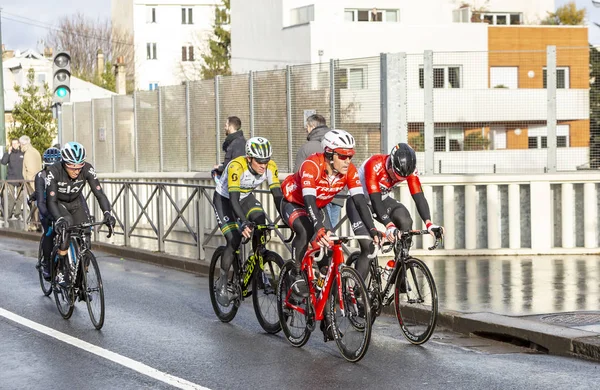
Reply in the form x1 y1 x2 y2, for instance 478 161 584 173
281 130 381 264
347 143 443 278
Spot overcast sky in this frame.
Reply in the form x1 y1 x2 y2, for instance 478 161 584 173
1 0 600 51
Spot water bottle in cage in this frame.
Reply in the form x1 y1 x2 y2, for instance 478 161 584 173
382 260 395 284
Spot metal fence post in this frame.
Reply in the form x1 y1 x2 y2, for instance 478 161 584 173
286 65 293 171
111 96 117 173
329 59 336 129
380 52 408 154
185 81 192 171
195 188 204 260
133 92 139 172
215 75 221 164
547 45 557 173
91 99 96 167
123 184 130 247
158 87 164 172
157 185 164 253
424 50 434 175
249 71 255 138
2 184 8 224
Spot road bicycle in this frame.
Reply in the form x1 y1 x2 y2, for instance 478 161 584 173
209 223 292 334
35 226 53 296
277 235 374 363
346 229 442 344
51 220 113 330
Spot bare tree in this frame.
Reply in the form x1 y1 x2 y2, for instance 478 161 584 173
46 12 135 92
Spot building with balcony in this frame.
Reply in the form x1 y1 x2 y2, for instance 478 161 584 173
111 0 221 90
231 0 591 164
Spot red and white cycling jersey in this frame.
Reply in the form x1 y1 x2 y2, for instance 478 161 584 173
282 153 364 208
357 154 423 199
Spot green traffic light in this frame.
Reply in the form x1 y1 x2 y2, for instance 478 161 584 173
56 87 68 98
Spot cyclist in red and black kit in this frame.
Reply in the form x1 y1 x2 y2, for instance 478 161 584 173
281 130 381 340
46 142 115 286
347 143 443 278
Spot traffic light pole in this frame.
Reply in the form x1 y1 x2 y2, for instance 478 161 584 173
54 103 63 146
0 11 7 180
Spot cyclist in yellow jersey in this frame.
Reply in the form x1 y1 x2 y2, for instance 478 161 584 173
212 137 283 305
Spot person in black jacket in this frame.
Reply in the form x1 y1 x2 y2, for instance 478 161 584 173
1 139 25 219
28 147 61 280
212 116 246 177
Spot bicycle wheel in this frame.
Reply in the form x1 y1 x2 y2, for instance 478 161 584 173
252 250 283 334
329 266 372 363
394 257 438 345
83 251 105 330
52 250 74 319
277 260 310 347
37 236 52 296
208 246 239 322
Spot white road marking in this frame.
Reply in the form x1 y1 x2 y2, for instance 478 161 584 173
0 308 210 390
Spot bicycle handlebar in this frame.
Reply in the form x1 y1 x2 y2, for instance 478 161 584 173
65 220 114 239
240 222 294 245
380 229 443 253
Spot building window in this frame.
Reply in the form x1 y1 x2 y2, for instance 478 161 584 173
182 7 193 24
482 13 522 25
543 67 570 89
435 127 464 152
419 66 461 88
453 7 470 23
147 43 157 60
528 125 570 149
344 8 400 23
290 5 314 25
149 82 159 91
181 45 194 62
146 6 156 23
348 68 364 89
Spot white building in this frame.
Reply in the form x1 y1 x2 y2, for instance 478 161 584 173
231 0 555 73
111 0 221 90
2 49 115 113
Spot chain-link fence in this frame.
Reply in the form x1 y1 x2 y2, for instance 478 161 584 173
61 47 598 174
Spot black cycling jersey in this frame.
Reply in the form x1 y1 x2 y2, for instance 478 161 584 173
33 170 49 218
46 162 111 221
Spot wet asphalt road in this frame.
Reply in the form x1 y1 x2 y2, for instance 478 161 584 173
1 236 599 390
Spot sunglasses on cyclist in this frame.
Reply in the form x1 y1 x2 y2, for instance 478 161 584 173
334 153 353 161
65 163 85 170
254 157 270 164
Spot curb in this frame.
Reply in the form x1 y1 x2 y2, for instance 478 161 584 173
2 228 599 362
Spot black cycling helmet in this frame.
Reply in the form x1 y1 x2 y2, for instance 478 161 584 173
390 143 416 177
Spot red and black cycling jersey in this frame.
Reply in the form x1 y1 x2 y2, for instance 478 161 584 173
282 153 364 208
358 154 423 198
357 154 431 226
45 162 111 221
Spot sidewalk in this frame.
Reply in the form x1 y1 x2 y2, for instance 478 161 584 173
2 228 599 362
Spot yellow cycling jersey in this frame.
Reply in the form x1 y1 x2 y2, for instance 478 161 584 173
215 156 280 199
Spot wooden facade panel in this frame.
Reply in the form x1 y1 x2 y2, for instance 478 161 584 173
488 27 589 89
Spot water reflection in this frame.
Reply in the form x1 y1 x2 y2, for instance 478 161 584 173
427 255 600 316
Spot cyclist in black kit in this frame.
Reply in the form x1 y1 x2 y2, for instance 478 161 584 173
46 142 116 285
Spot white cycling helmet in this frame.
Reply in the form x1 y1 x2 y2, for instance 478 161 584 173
245 137 272 160
321 129 356 157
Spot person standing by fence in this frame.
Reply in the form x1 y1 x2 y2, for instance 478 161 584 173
20 136 42 229
1 139 25 219
212 116 246 178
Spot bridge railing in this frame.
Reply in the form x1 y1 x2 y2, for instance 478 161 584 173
2 172 599 261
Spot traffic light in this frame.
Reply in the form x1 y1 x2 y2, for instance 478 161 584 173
52 51 71 104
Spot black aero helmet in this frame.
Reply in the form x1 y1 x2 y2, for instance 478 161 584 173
390 143 416 177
